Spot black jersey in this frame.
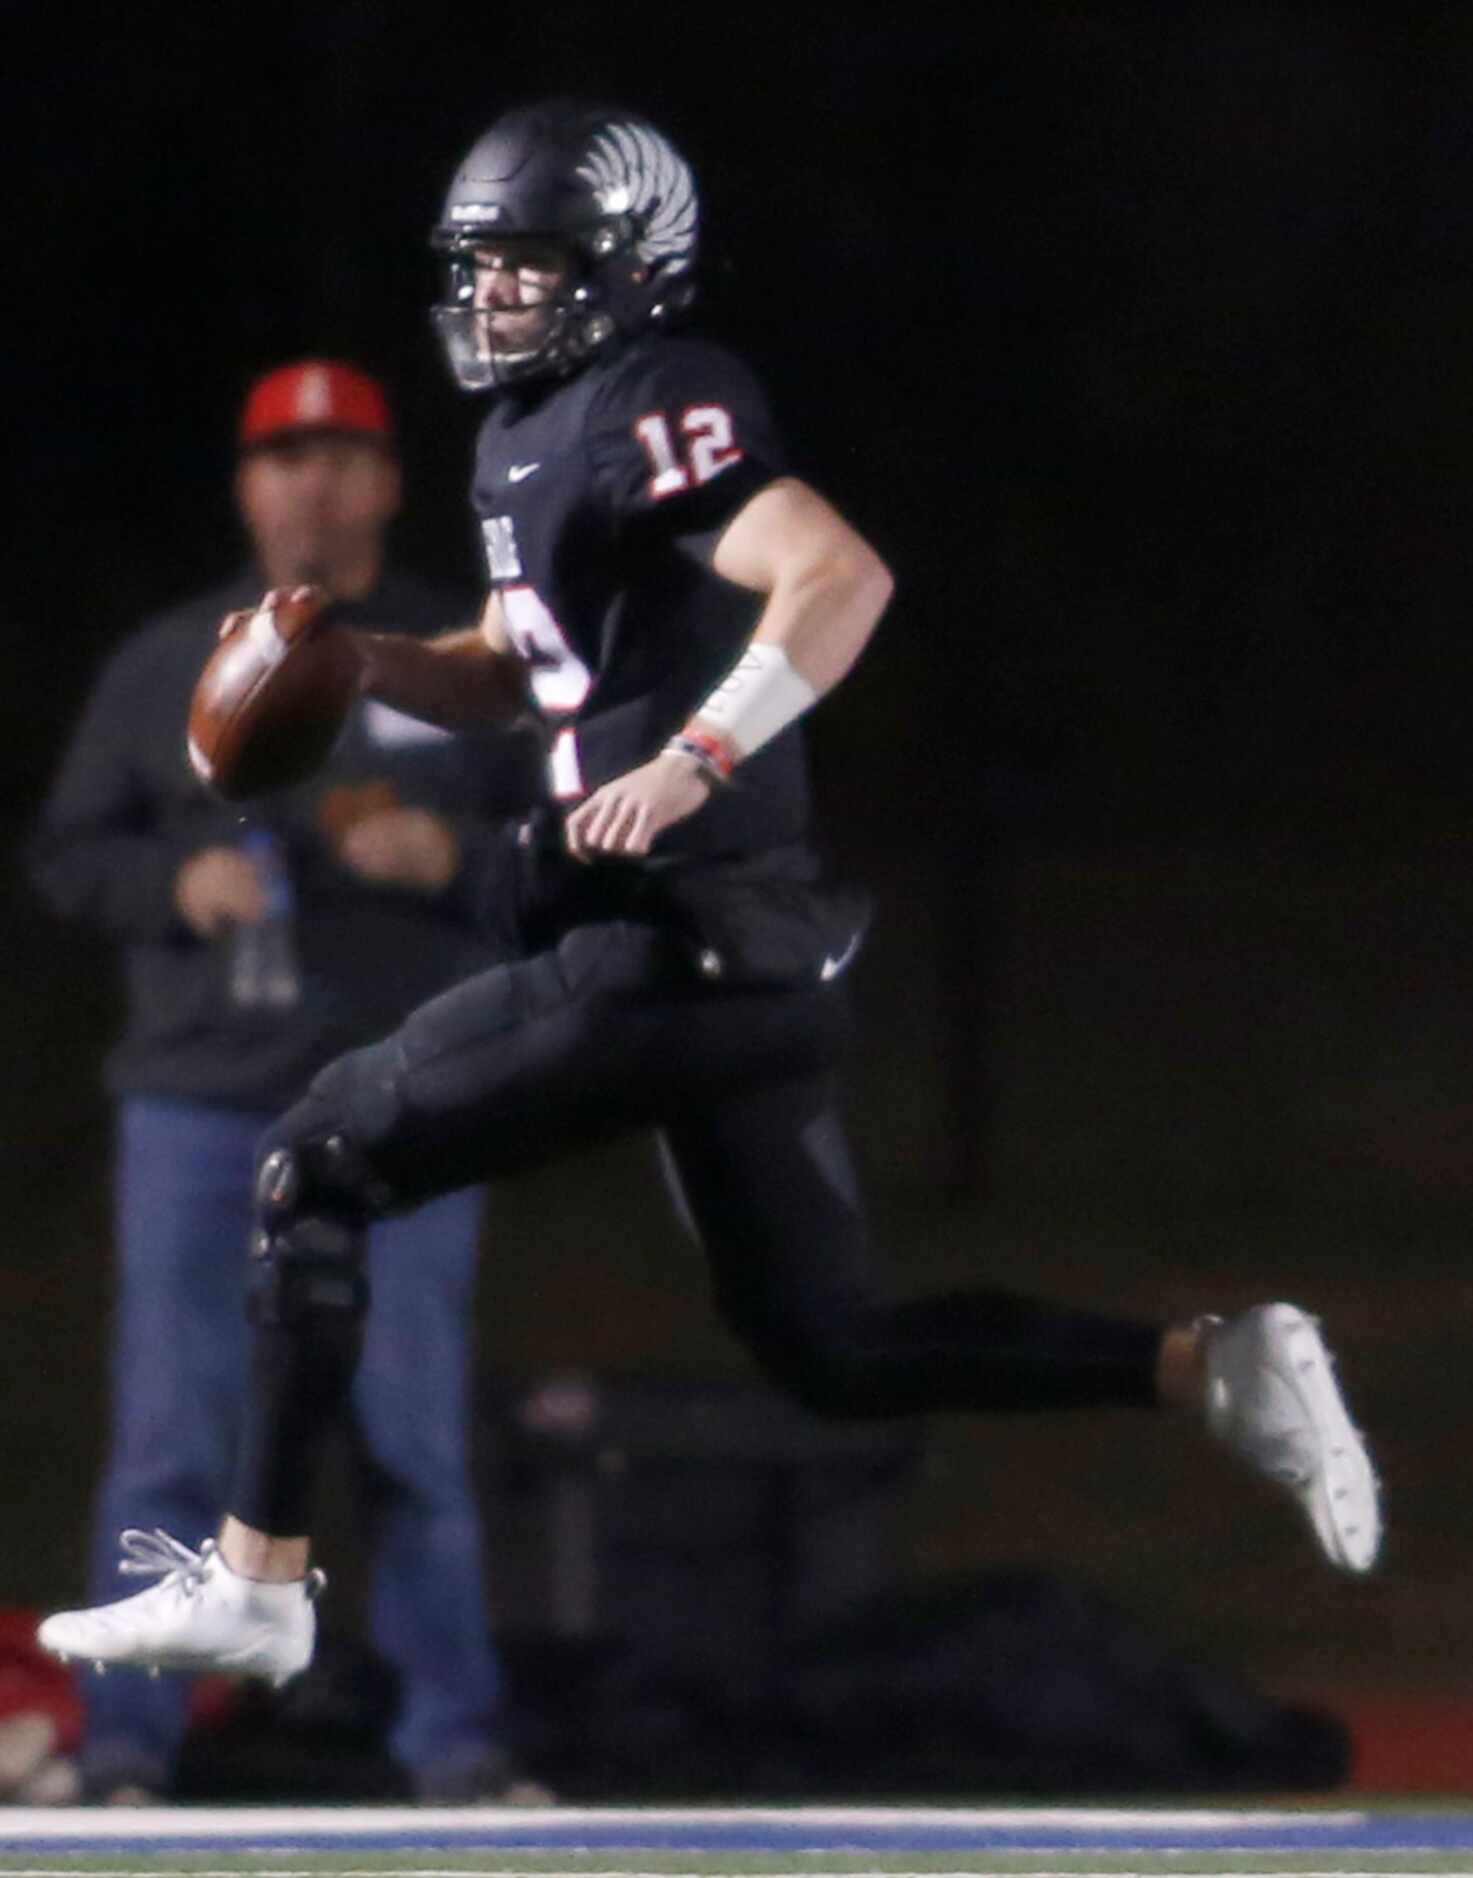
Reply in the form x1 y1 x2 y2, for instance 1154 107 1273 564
471 332 813 860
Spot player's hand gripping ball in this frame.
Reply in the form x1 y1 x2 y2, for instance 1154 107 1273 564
187 585 361 800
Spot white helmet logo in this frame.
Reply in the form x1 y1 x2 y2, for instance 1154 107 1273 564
577 122 696 272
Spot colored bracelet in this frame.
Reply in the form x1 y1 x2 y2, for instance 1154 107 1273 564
663 728 736 784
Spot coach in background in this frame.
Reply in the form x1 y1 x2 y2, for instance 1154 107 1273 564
27 360 542 1806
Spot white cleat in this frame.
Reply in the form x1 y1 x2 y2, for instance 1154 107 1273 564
1204 1302 1382 1573
37 1530 324 1688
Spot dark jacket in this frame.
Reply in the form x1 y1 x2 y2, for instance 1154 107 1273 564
29 567 541 1109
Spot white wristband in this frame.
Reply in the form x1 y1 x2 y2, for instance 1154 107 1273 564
690 641 817 759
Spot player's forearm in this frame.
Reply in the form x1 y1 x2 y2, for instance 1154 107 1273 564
349 627 529 730
747 541 894 697
673 545 893 782
701 478 894 766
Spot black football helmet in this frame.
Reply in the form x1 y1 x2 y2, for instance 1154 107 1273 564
431 99 700 391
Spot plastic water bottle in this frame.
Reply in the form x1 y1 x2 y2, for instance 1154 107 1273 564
228 829 302 1010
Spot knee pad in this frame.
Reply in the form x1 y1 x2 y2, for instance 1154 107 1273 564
249 1134 375 1330
256 1129 394 1222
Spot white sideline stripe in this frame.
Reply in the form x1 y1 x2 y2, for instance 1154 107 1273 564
0 1871 1457 1878
0 1804 1373 1841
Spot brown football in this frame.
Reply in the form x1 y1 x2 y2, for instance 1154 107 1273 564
187 587 361 800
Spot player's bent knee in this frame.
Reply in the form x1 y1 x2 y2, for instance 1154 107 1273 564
256 1121 398 1220
249 1135 374 1331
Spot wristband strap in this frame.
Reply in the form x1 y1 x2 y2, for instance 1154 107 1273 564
690 641 817 758
664 728 736 784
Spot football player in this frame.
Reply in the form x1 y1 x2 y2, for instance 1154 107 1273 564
39 100 1381 1688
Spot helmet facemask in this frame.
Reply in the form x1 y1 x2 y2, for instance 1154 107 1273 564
430 235 596 391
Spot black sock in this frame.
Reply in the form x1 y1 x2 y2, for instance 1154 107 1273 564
226 1310 362 1535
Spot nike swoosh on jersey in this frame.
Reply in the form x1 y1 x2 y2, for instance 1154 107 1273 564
508 462 541 483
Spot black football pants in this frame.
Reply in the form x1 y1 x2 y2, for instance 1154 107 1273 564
229 920 1162 1534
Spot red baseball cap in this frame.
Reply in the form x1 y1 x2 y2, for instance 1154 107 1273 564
238 359 394 451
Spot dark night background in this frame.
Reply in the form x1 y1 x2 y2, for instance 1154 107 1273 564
4 1 1473 1756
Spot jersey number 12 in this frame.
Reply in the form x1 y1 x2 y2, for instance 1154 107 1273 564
633 406 741 500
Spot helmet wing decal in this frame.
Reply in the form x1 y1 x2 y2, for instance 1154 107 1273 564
577 121 697 274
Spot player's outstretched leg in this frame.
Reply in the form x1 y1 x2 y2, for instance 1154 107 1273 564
1193 1302 1381 1572
665 1084 1382 1575
36 1530 323 1687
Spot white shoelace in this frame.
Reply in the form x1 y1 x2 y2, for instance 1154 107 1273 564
115 1527 327 1605
116 1528 215 1596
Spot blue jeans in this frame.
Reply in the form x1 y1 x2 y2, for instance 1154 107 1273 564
83 1096 505 1792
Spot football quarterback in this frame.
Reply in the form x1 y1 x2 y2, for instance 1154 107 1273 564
39 99 1381 1696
